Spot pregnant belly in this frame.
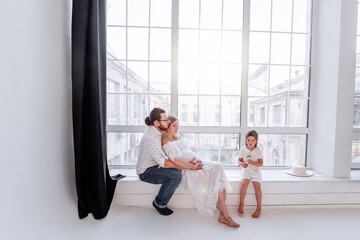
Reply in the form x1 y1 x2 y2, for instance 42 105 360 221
181 149 197 162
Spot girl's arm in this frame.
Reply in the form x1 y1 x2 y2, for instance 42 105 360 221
248 158 263 167
238 157 248 168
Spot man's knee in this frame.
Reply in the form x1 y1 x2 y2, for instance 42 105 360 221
172 170 182 184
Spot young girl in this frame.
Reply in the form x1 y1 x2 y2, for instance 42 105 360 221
237 130 263 218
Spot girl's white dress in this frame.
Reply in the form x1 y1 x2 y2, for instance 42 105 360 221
162 138 232 216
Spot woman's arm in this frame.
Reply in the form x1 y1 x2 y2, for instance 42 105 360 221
173 157 201 170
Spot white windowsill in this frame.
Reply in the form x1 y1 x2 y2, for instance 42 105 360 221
110 168 360 182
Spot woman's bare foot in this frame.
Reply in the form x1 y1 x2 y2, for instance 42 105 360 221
218 216 240 228
237 206 244 215
252 208 261 218
216 203 230 219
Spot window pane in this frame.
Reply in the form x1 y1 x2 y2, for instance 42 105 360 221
293 0 312 33
352 139 360 163
107 27 126 60
149 94 170 113
181 133 240 166
249 32 270 64
178 29 199 62
127 61 148 91
199 63 221 94
271 33 291 65
272 0 292 32
178 63 199 94
150 62 171 93
222 31 242 63
200 0 222 29
221 64 242 95
128 94 148 125
107 0 126 25
223 0 243 30
107 61 127 93
248 64 268 97
292 34 311 65
179 0 199 28
221 96 241 126
250 0 271 31
269 65 290 96
178 95 198 126
357 38 360 68
355 68 360 128
107 93 126 125
150 0 171 27
289 98 308 127
259 134 306 166
199 96 220 126
248 97 268 127
128 0 149 26
199 30 221 63
268 97 286 127
290 66 310 97
128 28 148 60
107 132 144 166
150 28 171 60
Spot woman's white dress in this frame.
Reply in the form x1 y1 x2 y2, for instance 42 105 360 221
162 138 232 216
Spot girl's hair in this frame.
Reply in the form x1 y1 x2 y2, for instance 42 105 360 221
246 130 258 147
145 107 166 126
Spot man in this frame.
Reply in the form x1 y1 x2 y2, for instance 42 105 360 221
136 107 183 216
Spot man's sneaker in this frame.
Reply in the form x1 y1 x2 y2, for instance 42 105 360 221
152 201 173 216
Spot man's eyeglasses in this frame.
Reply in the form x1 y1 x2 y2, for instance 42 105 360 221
158 119 170 122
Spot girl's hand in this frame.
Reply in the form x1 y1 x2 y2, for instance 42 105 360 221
239 162 248 168
248 160 254 165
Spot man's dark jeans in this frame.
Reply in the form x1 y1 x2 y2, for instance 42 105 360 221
139 166 182 208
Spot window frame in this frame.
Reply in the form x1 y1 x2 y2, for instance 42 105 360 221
106 0 311 168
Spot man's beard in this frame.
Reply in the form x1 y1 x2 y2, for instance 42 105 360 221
158 124 168 131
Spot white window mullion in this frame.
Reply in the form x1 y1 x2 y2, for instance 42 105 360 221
241 0 251 148
171 0 179 116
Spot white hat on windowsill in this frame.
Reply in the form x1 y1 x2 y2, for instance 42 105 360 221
285 165 313 177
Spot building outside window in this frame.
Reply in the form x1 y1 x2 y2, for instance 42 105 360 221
106 0 312 168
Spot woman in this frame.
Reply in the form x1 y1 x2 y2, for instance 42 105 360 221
161 115 239 228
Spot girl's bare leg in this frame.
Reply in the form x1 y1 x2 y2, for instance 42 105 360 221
252 181 262 218
238 179 250 214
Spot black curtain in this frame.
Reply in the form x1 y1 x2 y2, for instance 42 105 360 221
72 0 124 219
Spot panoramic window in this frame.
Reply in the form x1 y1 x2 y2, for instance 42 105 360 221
352 0 360 169
106 0 312 168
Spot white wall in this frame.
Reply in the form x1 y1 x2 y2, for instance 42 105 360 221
0 0 79 238
308 0 357 177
